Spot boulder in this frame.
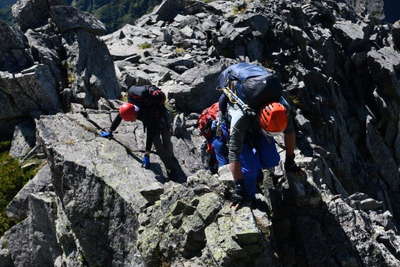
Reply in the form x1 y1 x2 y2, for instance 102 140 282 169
333 20 367 52
63 30 121 108
166 62 230 112
0 64 62 138
367 47 400 98
196 193 222 222
25 29 63 83
0 65 61 114
50 5 107 35
9 120 36 159
140 183 164 204
366 116 400 190
350 0 385 20
6 164 52 220
153 0 186 22
328 197 400 266
119 68 152 90
11 0 64 32
393 20 400 50
0 192 87 267
0 21 33 73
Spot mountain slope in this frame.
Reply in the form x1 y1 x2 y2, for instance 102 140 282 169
0 0 162 31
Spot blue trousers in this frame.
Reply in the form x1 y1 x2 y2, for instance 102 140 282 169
213 135 280 199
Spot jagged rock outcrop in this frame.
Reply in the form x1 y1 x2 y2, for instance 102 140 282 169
11 0 64 32
0 21 33 73
0 110 203 266
50 5 107 35
2 0 400 266
0 64 62 138
6 163 52 220
348 0 385 20
9 119 36 159
1 0 121 140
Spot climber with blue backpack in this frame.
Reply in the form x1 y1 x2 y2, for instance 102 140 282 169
100 85 184 179
216 62 303 206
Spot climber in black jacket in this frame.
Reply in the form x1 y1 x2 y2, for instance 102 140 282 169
100 85 183 179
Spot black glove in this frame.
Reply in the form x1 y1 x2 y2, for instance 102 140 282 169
284 154 302 173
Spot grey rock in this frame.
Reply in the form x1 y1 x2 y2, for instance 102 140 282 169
180 25 194 38
333 20 366 51
233 207 262 246
0 247 13 267
153 0 186 22
359 198 383 211
9 120 36 159
349 0 385 20
367 47 400 97
167 62 229 112
196 193 222 222
366 116 399 190
63 30 121 108
174 14 200 28
1 192 86 267
348 192 370 201
102 25 152 59
0 219 32 267
328 197 400 266
36 113 155 266
25 29 63 83
50 6 106 35
120 68 151 90
393 21 400 50
0 64 62 137
140 183 165 204
0 21 33 73
6 164 52 220
246 38 264 62
233 14 270 36
205 213 259 266
11 0 64 32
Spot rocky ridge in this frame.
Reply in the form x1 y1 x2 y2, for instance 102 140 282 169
1 0 400 266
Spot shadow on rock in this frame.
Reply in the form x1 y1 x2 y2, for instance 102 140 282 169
270 172 362 267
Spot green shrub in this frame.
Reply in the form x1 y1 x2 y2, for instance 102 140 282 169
175 47 186 54
0 141 39 236
138 42 152 49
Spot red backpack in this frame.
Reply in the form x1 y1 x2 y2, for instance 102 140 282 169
198 102 220 140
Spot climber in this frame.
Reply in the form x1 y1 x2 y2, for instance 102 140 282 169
100 85 184 179
216 62 303 206
197 102 230 173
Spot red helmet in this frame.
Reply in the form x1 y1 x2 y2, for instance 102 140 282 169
258 102 288 133
119 103 137 121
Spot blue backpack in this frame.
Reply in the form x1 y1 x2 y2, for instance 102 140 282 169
217 63 283 109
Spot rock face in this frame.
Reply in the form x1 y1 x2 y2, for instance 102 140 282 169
0 21 33 73
9 119 36 159
2 0 400 266
0 111 203 266
0 64 62 137
50 5 107 35
0 0 120 139
349 0 385 20
5 114 200 266
6 164 52 220
11 0 64 32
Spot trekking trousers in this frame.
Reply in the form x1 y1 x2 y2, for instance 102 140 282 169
239 135 280 199
151 127 184 178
